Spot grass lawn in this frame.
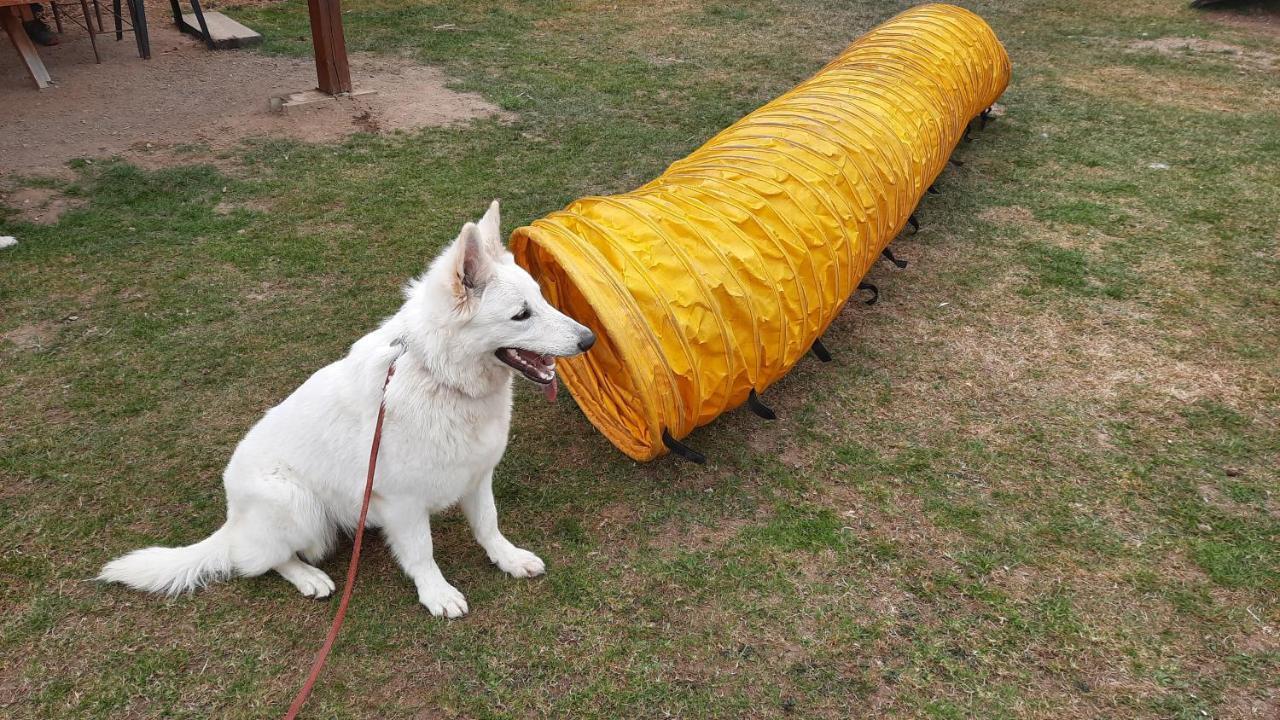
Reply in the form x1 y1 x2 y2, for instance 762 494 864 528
2 0 1278 717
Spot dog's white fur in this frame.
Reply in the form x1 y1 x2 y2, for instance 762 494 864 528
99 201 593 617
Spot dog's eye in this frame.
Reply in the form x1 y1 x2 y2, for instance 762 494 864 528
511 305 531 321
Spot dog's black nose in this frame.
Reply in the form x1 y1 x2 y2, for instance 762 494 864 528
578 329 596 352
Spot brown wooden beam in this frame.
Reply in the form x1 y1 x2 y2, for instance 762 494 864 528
306 0 352 95
2 5 52 89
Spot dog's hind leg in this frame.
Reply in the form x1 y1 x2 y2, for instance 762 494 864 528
224 467 334 598
273 557 335 599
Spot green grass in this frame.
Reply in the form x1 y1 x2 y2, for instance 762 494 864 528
3 0 1279 718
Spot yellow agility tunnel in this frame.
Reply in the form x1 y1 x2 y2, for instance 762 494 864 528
511 4 1010 461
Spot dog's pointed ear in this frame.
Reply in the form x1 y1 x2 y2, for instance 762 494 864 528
450 222 492 299
477 199 507 259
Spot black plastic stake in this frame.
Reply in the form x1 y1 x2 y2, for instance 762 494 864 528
662 429 706 464
858 281 879 306
811 338 832 362
881 247 908 269
747 389 776 420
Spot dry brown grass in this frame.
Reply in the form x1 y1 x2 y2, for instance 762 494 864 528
1062 65 1280 114
1126 37 1279 71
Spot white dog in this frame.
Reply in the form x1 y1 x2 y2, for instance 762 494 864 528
99 201 594 618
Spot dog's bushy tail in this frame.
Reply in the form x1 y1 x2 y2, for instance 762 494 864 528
97 526 233 596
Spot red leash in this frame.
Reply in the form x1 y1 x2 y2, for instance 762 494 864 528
283 348 402 719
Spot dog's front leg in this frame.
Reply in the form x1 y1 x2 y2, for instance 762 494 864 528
461 472 546 578
379 499 468 618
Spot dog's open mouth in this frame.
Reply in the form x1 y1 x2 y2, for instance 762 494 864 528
495 348 559 400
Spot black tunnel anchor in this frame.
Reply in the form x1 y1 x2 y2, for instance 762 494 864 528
881 247 908 269
662 429 707 465
810 336 832 362
747 389 776 420
858 281 879 305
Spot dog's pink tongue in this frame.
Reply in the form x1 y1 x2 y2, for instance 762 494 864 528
544 376 558 402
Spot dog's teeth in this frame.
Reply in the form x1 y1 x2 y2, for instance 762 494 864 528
500 348 561 385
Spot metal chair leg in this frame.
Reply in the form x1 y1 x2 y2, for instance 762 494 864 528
188 0 214 49
78 0 100 62
126 0 148 58
112 0 122 39
92 0 103 32
50 1 63 32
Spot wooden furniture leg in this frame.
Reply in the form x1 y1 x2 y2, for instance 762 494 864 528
1 6 52 89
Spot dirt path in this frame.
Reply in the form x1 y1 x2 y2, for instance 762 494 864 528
0 20 502 177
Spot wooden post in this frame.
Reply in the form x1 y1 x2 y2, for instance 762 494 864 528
306 0 351 95
1 5 52 89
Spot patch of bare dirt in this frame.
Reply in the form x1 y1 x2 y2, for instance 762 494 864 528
0 186 86 224
1 23 506 176
1220 694 1280 720
1127 37 1279 71
649 509 767 555
593 501 638 532
1 322 57 351
1236 623 1280 654
242 279 289 303
978 205 1035 225
1198 484 1280 520
1203 5 1280 41
746 430 821 470
213 196 272 216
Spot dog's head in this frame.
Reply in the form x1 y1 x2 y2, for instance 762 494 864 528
413 200 594 390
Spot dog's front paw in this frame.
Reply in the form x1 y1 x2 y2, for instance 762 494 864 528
417 578 469 618
492 547 546 578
